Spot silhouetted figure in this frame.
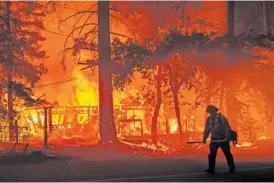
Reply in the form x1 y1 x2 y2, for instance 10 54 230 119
203 105 235 174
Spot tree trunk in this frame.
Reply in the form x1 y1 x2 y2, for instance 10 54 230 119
98 1 117 143
44 108 48 149
151 65 162 141
173 90 183 142
226 1 237 129
227 1 235 36
5 1 15 142
226 89 237 129
204 80 213 121
219 83 225 112
262 1 269 32
266 103 273 137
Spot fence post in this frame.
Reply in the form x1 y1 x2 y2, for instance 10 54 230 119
48 107 52 133
165 119 169 135
15 119 18 144
44 107 48 149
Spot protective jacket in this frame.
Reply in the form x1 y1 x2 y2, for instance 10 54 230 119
203 113 231 141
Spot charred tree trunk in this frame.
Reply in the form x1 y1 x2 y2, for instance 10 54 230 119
204 80 213 121
151 66 162 141
268 108 274 137
173 90 183 142
48 107 53 133
226 1 237 128
265 103 273 137
226 89 238 129
98 1 117 143
262 1 269 32
6 1 15 142
219 83 225 112
44 108 48 149
227 1 235 36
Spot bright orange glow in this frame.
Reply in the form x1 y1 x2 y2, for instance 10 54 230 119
169 119 178 134
2 2 273 159
236 142 254 148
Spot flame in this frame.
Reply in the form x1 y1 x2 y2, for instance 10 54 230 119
169 119 178 134
72 68 99 106
257 136 274 140
138 141 171 154
236 142 253 148
7 2 274 158
168 118 203 134
120 139 172 154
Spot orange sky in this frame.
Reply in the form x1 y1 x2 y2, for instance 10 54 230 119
35 1 227 104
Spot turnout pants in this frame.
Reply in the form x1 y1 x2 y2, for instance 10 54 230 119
208 140 235 171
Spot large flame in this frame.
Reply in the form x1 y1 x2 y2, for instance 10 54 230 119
3 2 273 158
72 68 99 106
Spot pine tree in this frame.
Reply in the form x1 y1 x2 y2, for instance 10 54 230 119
0 1 47 139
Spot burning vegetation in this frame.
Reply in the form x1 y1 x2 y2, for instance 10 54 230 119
0 1 274 158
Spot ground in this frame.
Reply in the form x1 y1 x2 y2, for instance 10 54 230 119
0 144 274 181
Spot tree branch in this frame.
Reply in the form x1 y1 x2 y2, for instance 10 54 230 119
110 32 133 40
63 22 97 54
78 11 98 38
110 14 130 30
59 45 97 56
79 59 99 70
193 5 227 18
109 7 124 13
60 10 97 23
82 28 98 43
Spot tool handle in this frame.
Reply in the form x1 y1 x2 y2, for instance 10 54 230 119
186 140 228 144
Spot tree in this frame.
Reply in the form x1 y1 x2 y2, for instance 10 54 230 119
58 1 274 144
0 1 47 139
162 53 195 141
151 65 162 141
262 1 269 32
57 1 118 143
236 101 260 142
97 1 117 143
58 1 188 143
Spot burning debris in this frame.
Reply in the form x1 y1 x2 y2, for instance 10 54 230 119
120 139 173 155
19 101 205 149
235 142 255 148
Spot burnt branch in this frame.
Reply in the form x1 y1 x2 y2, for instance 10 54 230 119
80 26 98 41
110 32 133 40
78 13 97 38
192 5 226 18
59 45 97 56
109 5 124 14
63 23 97 57
78 59 98 66
109 7 123 13
110 14 130 30
71 23 97 37
79 59 98 71
60 10 97 23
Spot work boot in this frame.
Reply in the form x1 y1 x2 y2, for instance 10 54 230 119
207 155 216 174
228 168 235 173
205 168 215 174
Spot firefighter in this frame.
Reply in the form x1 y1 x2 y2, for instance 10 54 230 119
203 104 235 174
